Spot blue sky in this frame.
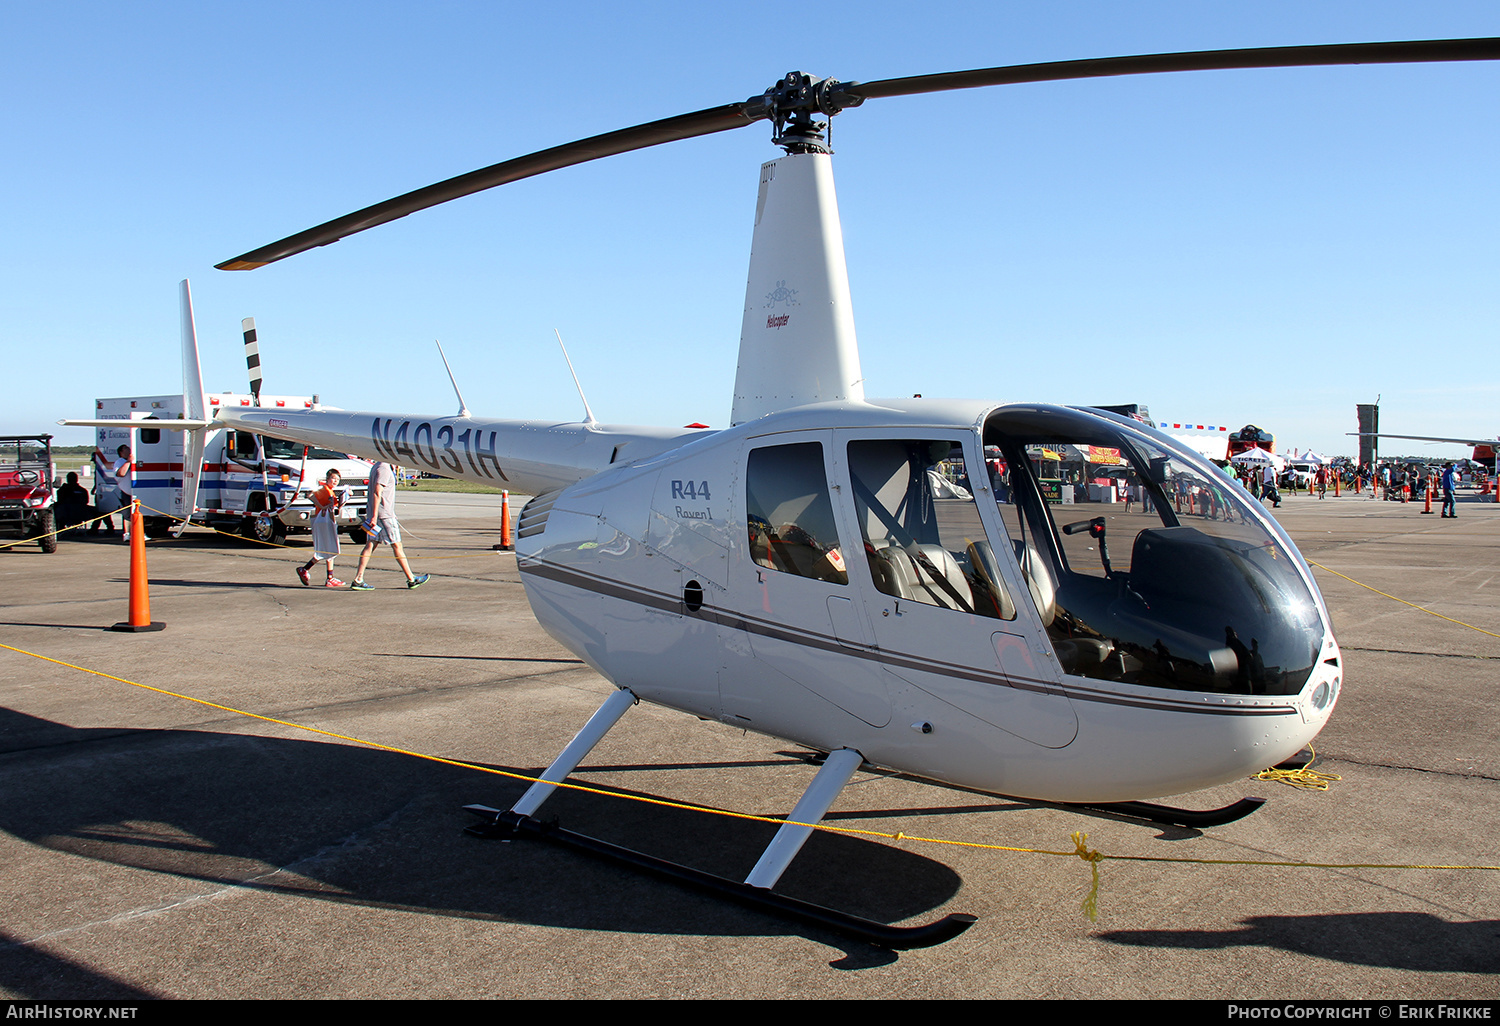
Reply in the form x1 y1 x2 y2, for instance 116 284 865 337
4 2 1497 458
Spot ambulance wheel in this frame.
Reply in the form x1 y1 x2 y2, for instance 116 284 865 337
144 517 175 539
37 510 58 553
246 515 286 545
346 526 367 546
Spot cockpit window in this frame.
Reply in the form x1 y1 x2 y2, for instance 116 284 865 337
263 437 350 461
846 439 1015 620
746 442 847 585
985 406 1325 696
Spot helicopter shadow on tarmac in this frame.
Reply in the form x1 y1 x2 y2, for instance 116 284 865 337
1098 915 1500 974
0 707 965 979
0 928 158 1001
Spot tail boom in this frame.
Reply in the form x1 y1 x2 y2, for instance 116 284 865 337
215 407 703 497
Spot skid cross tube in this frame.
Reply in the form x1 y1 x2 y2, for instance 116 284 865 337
745 747 865 889
510 686 637 819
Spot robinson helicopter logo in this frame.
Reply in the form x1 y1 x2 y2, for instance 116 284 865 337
765 279 798 329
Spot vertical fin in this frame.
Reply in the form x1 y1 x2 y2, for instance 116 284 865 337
176 279 216 537
730 152 865 426
182 281 206 424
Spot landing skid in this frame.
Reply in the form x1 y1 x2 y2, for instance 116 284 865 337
1061 796 1265 829
1068 747 1313 828
464 687 975 950
795 748 1272 830
463 805 977 950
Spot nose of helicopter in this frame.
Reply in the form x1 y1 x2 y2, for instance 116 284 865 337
1297 634 1343 728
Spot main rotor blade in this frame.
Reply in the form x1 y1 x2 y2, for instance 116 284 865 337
217 103 753 269
848 37 1500 101
219 37 1500 271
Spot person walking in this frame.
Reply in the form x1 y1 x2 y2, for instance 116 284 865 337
349 461 429 591
1441 462 1458 519
1261 462 1281 508
297 469 348 587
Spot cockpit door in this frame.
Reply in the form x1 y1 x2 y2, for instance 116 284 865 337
718 432 891 732
833 430 1076 749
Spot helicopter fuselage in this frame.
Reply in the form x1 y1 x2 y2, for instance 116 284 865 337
515 398 1340 803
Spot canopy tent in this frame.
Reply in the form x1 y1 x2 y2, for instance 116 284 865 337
1231 447 1285 471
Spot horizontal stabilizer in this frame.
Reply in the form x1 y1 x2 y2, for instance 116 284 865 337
59 419 217 430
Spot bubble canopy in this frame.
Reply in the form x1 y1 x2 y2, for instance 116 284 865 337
983 405 1327 696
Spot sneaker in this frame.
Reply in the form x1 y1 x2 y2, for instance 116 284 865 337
326 577 346 588
350 579 374 591
297 566 311 586
407 573 429 590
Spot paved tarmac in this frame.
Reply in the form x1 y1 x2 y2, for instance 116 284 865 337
1 487 1496 999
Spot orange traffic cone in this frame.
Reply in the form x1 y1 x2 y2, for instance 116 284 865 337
1422 479 1434 514
493 490 514 551
111 500 164 633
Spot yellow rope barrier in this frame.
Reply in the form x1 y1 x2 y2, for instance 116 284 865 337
4 641 1498 925
1308 560 1500 640
0 509 121 549
134 502 497 561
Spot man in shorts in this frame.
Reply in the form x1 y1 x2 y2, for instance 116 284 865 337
349 461 429 591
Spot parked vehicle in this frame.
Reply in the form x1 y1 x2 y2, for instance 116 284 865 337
1284 462 1318 489
93 394 371 543
0 435 58 553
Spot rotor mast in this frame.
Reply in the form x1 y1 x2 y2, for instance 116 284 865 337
730 73 867 426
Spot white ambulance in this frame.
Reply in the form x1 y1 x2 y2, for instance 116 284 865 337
93 393 372 543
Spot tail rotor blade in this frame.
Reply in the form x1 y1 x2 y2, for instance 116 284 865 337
242 317 262 406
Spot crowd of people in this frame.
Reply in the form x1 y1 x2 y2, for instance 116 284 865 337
1222 457 1480 515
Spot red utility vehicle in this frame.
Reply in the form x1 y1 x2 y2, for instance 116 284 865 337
0 435 57 553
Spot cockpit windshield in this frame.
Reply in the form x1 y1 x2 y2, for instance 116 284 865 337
262 438 352 462
0 438 51 469
984 405 1326 696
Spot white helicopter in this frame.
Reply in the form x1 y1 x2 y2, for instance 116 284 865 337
75 38 1500 947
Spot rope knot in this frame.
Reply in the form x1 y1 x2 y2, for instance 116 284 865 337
1070 831 1103 863
1070 831 1103 921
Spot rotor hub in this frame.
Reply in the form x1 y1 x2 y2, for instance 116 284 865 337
744 72 865 154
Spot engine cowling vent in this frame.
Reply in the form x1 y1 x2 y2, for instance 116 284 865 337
517 490 564 539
